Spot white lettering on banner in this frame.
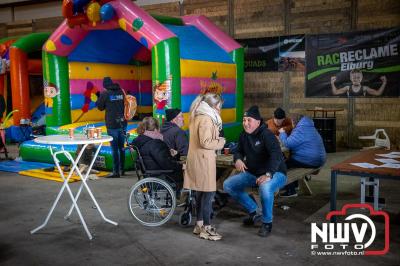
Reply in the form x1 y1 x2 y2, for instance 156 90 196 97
339 44 398 63
340 61 374 71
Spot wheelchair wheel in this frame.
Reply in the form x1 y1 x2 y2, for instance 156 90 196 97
128 177 176 227
178 211 192 227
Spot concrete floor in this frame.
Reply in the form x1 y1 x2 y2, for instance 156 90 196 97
0 145 399 265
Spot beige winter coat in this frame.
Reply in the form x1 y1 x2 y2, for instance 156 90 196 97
184 114 225 192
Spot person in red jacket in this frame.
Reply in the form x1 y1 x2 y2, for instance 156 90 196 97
266 107 293 136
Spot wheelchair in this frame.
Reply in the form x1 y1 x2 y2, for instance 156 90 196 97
127 144 195 227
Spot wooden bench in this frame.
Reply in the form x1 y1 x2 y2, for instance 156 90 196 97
286 167 321 195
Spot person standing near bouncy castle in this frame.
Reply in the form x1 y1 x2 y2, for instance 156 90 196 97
97 77 126 178
184 93 226 241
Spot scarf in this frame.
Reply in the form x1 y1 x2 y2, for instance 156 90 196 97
195 101 222 130
143 130 163 141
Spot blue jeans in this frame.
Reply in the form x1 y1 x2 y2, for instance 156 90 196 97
223 171 287 223
107 128 125 174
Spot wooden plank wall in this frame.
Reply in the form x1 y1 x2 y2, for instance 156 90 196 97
0 0 399 149
183 0 230 34
0 17 62 38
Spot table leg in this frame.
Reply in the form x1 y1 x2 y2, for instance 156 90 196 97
31 145 93 240
360 177 366 204
374 178 379 210
368 177 374 197
330 170 337 222
65 143 118 226
30 178 68 235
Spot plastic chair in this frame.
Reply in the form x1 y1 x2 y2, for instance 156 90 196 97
358 129 390 150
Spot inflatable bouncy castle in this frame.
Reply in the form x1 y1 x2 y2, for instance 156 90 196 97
20 0 243 170
0 33 50 142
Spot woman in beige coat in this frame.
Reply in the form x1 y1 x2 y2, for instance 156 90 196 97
184 93 225 241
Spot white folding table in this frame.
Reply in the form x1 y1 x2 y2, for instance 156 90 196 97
31 134 117 240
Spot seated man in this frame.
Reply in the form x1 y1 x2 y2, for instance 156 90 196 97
223 106 287 237
278 114 326 197
266 107 293 136
161 108 189 157
131 116 183 190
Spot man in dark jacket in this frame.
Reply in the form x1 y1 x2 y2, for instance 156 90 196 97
160 108 188 157
97 77 126 178
223 105 287 237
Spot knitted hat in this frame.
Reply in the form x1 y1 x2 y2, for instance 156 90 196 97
274 107 286 119
165 108 181 122
244 105 261 120
103 77 114 88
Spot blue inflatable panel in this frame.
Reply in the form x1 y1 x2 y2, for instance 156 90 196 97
68 29 144 64
6 125 32 143
164 24 234 64
0 159 54 173
31 103 45 124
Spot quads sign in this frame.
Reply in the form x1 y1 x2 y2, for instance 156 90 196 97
310 204 389 256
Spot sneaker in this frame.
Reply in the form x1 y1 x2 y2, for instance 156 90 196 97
243 213 262 226
193 224 201 235
78 164 88 174
199 225 222 241
258 222 272 237
107 173 120 178
279 190 298 198
90 169 100 174
88 174 99 180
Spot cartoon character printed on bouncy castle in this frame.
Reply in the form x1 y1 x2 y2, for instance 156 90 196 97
0 40 13 74
153 77 172 123
75 81 99 122
44 82 59 114
200 71 225 95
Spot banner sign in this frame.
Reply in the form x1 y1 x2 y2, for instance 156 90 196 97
305 28 400 97
237 35 305 72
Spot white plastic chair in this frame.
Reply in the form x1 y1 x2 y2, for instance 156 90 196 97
358 129 390 150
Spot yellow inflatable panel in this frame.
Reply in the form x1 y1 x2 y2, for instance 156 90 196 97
71 109 104 123
69 62 152 80
137 106 152 113
221 108 236 122
19 168 110 183
180 59 236 79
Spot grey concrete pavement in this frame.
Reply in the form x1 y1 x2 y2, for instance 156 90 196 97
0 146 399 265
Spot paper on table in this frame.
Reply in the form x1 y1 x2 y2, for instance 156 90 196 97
374 158 400 164
376 153 400 159
350 163 380 169
377 163 400 169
